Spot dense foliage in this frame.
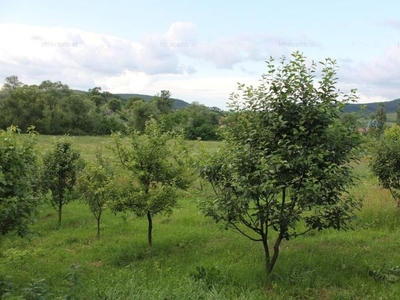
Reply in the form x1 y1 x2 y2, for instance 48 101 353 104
0 126 40 237
0 77 223 139
199 52 362 273
370 125 400 207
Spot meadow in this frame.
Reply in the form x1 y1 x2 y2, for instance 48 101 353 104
1 135 400 299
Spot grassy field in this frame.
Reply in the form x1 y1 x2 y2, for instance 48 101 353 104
1 136 400 299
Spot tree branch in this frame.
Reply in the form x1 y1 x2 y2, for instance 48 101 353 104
229 221 263 242
241 217 262 234
292 227 313 237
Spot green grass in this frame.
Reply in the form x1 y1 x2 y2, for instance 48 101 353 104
2 136 400 299
34 134 114 159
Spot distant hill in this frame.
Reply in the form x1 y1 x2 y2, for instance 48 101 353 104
344 98 400 115
116 93 190 109
71 90 190 109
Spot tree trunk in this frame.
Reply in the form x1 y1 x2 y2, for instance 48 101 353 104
262 236 271 274
58 204 62 226
57 194 63 226
266 235 284 274
265 188 286 273
147 210 153 247
97 216 101 238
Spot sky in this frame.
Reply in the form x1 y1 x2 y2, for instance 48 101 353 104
0 0 399 109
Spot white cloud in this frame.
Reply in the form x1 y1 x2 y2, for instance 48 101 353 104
164 21 197 43
0 22 283 106
1 22 398 109
149 22 288 69
0 23 195 80
186 33 285 69
96 70 150 94
338 45 400 102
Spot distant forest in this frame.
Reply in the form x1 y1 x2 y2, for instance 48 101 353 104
0 76 224 140
1 75 398 139
343 98 400 115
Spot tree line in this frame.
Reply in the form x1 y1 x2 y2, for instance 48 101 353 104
0 76 223 140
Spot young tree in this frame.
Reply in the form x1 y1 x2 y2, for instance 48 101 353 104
110 118 192 247
41 142 85 225
79 154 115 238
198 52 362 274
370 125 400 207
0 125 40 237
